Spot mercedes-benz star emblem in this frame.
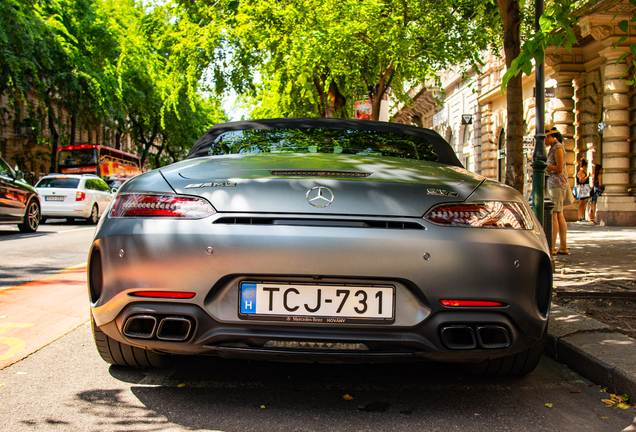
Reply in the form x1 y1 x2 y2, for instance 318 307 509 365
306 186 334 208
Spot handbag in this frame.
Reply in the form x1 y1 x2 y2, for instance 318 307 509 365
576 184 591 200
563 187 574 206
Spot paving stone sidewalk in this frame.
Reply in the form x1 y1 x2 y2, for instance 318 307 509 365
552 222 636 296
547 222 636 398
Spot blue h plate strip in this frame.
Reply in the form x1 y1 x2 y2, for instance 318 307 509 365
240 283 257 314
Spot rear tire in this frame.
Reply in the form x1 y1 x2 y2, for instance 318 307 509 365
18 200 40 233
460 332 546 377
91 315 175 368
87 204 98 224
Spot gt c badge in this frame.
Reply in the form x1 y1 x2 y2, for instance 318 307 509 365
306 186 334 208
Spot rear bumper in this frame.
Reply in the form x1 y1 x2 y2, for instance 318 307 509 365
90 214 552 363
41 202 92 218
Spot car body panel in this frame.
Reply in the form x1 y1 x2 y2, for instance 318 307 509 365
37 175 113 219
89 119 552 365
0 156 40 228
158 155 484 216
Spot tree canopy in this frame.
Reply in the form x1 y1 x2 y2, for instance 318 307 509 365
0 0 226 172
177 0 500 120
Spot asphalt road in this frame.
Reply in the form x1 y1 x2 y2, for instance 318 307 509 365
0 219 95 288
1 324 635 431
1 220 636 431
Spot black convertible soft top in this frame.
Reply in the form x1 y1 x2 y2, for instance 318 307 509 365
185 118 462 167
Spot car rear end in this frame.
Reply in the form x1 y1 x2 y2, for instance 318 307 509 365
36 175 92 219
88 119 551 371
89 175 550 364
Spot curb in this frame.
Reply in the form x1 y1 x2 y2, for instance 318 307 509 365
547 303 636 397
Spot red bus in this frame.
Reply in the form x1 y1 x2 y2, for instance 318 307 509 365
57 144 141 179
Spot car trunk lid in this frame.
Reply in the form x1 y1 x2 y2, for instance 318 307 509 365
160 154 484 217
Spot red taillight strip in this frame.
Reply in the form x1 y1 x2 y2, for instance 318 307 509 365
130 291 196 299
440 300 504 307
110 193 216 219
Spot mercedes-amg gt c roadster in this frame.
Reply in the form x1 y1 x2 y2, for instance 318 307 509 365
88 118 552 376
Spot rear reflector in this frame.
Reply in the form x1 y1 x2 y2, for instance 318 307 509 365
130 291 196 299
440 300 504 307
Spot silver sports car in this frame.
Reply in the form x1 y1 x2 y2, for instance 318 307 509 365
88 118 552 376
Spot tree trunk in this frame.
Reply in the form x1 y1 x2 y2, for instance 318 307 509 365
69 114 76 146
46 97 59 173
370 65 394 121
498 0 524 193
328 81 346 117
312 75 328 117
115 131 122 150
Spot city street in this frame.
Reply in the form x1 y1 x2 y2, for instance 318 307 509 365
1 221 636 430
0 220 95 288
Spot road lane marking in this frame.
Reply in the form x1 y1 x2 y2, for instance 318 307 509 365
55 227 95 233
0 323 35 361
0 263 86 293
0 265 89 369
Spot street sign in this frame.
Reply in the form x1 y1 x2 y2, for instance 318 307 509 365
532 87 555 98
461 114 473 125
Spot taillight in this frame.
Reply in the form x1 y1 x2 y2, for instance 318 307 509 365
76 191 86 201
440 300 505 307
424 201 533 229
110 193 216 218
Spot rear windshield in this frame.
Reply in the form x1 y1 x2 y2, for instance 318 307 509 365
210 128 439 162
36 178 80 188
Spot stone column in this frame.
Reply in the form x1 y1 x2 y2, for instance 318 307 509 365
597 46 636 225
551 72 579 220
552 73 578 185
480 102 497 179
599 47 631 196
630 88 636 196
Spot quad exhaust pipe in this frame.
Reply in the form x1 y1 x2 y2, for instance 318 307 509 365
123 315 194 342
440 324 511 350
156 317 192 341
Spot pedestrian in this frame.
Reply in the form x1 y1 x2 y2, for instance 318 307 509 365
576 158 590 222
589 163 604 223
545 127 569 255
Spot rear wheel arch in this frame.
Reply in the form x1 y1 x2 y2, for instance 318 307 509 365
91 315 175 368
18 198 40 233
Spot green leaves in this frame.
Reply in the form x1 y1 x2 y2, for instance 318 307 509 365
192 0 499 119
1 0 225 170
501 0 579 89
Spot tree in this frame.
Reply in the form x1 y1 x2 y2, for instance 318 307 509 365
497 0 581 193
1 0 225 173
180 0 499 120
498 0 525 193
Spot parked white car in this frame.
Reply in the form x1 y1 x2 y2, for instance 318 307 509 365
36 174 114 224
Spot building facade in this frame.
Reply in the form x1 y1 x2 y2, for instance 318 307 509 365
0 92 134 184
393 0 636 226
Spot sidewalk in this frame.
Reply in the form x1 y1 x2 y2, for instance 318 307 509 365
547 222 636 398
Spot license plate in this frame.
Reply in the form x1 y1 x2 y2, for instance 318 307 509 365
239 282 394 324
45 196 64 201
